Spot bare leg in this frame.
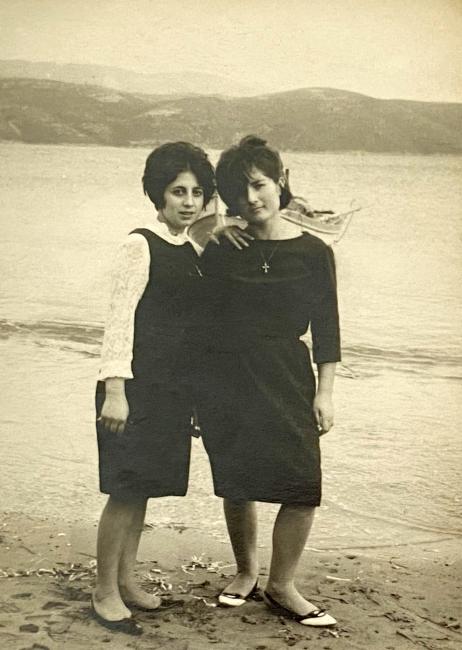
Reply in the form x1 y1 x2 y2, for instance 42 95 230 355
93 496 141 620
266 504 317 614
222 499 259 595
118 500 161 609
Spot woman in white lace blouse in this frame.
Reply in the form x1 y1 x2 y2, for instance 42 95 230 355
92 142 250 635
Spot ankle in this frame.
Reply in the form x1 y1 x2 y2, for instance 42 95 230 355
266 579 295 594
93 586 121 602
236 561 259 576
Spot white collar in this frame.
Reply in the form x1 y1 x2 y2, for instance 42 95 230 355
149 216 191 246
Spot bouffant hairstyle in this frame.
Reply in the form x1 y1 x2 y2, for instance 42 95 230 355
215 135 293 216
142 142 215 209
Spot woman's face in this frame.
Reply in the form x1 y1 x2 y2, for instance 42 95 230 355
236 167 281 224
161 170 205 232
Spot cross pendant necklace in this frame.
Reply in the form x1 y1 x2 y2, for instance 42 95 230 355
259 242 280 274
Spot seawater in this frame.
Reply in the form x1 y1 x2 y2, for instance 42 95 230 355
1 142 461 551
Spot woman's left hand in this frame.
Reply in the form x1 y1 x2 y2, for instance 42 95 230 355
209 225 254 250
313 391 334 435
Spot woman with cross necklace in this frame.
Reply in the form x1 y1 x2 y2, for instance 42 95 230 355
198 136 341 627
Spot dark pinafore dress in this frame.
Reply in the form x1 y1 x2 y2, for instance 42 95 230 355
96 229 203 500
197 232 341 506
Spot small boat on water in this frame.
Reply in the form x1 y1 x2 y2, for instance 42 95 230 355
188 195 359 248
281 196 359 245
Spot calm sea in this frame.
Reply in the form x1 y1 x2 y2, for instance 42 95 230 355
1 142 461 552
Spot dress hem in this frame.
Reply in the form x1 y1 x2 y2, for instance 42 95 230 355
213 490 321 507
99 487 188 500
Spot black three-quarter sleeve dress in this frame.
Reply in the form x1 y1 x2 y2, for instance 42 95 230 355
197 232 341 506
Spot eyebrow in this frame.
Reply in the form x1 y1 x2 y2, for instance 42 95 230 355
170 184 203 190
244 170 266 184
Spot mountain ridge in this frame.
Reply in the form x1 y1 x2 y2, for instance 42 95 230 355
1 77 461 153
0 59 265 97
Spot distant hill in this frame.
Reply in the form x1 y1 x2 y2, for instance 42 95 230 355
1 78 461 153
0 59 263 97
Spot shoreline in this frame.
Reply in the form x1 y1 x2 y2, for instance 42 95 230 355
3 140 462 158
1 511 460 649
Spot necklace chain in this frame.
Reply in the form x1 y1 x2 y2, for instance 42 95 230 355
259 242 280 274
188 262 203 278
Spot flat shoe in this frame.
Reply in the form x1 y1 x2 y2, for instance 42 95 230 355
263 591 336 627
122 596 162 612
124 601 160 613
91 598 143 635
125 597 184 613
218 580 260 607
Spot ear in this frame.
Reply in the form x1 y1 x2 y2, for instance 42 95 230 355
158 209 166 223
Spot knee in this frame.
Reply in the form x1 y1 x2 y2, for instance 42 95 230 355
281 503 316 517
223 498 252 510
107 495 147 513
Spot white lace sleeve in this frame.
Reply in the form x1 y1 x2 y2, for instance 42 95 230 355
98 234 150 380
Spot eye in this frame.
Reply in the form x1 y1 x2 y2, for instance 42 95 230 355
193 188 204 197
171 188 185 196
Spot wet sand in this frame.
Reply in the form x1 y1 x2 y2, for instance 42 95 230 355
1 511 461 650
1 338 461 648
1 145 461 647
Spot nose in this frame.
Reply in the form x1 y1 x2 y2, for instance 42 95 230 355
183 191 194 207
246 185 258 204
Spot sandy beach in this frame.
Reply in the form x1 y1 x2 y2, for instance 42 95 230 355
1 0 462 641
1 511 460 650
1 145 461 648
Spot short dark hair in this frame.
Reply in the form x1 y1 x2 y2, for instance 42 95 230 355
215 135 293 216
142 142 215 209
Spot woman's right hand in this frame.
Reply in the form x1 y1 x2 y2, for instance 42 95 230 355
209 224 254 250
98 378 129 434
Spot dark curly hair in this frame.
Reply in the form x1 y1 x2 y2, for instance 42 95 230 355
142 142 215 209
215 135 292 216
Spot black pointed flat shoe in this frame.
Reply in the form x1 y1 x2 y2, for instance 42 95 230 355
218 580 260 607
123 601 160 613
263 591 337 627
91 598 143 635
124 597 184 613
120 593 162 612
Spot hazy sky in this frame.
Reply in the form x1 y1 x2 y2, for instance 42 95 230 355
1 0 461 101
